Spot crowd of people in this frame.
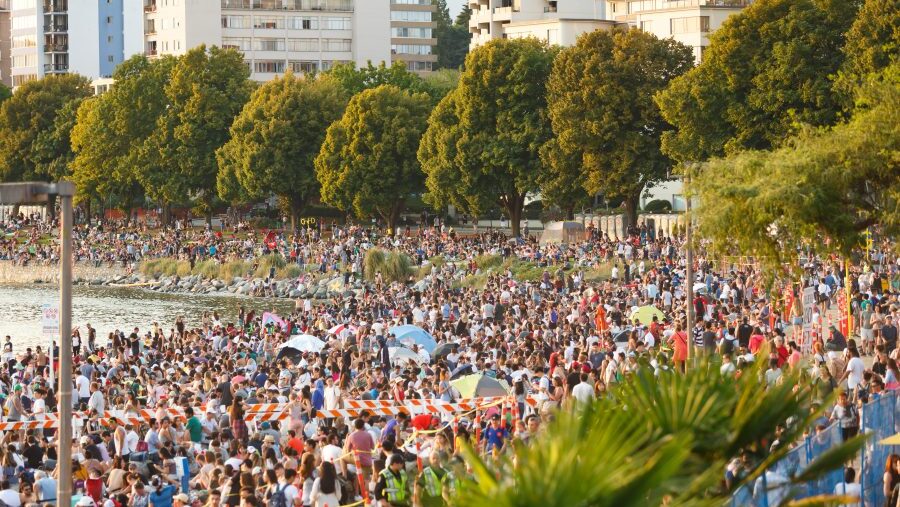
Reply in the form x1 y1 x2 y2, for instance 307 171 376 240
0 217 897 506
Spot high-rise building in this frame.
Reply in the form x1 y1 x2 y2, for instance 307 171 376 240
0 1 11 87
606 0 752 62
141 0 436 81
468 0 610 49
6 0 132 88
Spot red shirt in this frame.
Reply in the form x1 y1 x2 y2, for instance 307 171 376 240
749 334 766 354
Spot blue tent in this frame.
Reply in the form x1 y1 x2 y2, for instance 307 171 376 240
389 324 437 354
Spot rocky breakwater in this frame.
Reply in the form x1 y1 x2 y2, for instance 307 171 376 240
84 271 366 300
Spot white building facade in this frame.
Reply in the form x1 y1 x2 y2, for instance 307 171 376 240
468 0 608 48
142 0 435 81
607 0 752 62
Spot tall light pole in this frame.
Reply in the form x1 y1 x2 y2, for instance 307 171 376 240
0 181 74 506
684 165 694 363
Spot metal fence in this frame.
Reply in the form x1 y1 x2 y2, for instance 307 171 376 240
732 391 899 506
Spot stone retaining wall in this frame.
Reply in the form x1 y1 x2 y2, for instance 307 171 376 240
0 261 127 284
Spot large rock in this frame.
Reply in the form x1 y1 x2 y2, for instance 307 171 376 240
289 289 302 298
327 277 345 292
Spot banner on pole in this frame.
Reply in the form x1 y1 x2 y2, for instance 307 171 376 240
41 303 59 336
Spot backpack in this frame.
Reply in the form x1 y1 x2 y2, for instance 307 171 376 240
267 484 288 507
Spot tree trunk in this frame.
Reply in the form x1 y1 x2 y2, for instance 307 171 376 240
386 200 405 236
565 204 575 221
505 193 526 238
11 204 19 220
623 194 639 233
83 198 91 226
160 203 171 228
288 195 305 234
46 197 57 221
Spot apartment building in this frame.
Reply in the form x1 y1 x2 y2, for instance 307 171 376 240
607 0 752 62
0 1 10 87
468 0 610 48
6 0 134 88
142 0 435 80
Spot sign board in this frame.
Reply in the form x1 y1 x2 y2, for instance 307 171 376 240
801 287 816 334
41 303 58 336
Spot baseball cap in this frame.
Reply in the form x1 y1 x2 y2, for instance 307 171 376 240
173 493 189 502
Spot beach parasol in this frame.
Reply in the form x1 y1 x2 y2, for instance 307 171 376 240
450 373 511 398
389 347 426 366
631 305 665 325
389 324 438 354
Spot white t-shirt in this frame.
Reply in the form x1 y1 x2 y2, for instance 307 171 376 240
321 444 342 463
846 357 865 390
278 481 299 506
76 375 90 398
571 382 594 404
0 489 21 507
832 482 860 507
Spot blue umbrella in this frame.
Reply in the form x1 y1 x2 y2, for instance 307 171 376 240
389 324 437 354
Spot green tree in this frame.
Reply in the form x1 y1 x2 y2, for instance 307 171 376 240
691 63 900 269
547 28 693 228
419 38 557 237
31 98 82 181
656 0 862 163
834 0 900 102
434 0 471 70
0 74 91 183
217 72 347 231
144 45 252 222
326 61 428 96
456 359 865 506
70 55 174 221
315 85 431 233
0 84 11 104
537 138 590 219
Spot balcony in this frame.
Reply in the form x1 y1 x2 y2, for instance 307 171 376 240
43 2 67 12
145 24 156 35
144 2 157 12
543 6 557 12
44 43 68 52
626 0 752 13
43 24 68 33
44 63 68 72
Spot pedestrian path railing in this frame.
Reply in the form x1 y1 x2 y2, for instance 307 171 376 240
732 391 899 507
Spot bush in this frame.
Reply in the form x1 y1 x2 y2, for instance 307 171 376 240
220 260 253 280
254 254 287 278
194 260 221 279
278 264 303 279
643 199 672 213
383 251 414 283
475 254 502 270
364 248 386 281
175 261 192 277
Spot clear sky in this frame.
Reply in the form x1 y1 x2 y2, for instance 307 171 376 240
448 0 465 17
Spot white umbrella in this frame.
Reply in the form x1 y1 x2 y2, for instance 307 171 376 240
389 347 426 366
279 334 326 353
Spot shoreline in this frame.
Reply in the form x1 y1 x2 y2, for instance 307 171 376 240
0 260 360 300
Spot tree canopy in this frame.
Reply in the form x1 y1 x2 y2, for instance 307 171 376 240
419 38 557 237
434 0 471 70
656 0 862 163
217 72 347 230
546 28 694 227
315 85 431 233
143 45 252 218
690 63 899 269
0 74 91 182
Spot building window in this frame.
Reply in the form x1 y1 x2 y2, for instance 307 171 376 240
390 10 431 22
320 60 349 71
640 20 652 32
391 27 432 38
254 16 285 29
405 60 432 72
108 35 113 42
254 60 286 73
11 0 35 9
108 55 114 62
223 37 252 51
222 15 250 28
670 16 710 35
106 16 112 23
322 16 351 30
391 44 431 55
254 38 286 51
288 60 317 73
322 38 351 52
12 75 37 87
288 16 318 30
12 54 38 68
391 0 431 4
221 0 251 7
12 35 36 48
11 16 36 30
288 38 319 51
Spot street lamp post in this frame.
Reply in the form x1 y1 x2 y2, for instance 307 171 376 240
0 181 75 507
684 166 694 363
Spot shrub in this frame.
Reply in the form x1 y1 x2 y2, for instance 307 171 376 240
383 251 414 283
220 260 253 280
278 264 303 279
475 254 502 270
175 261 192 277
643 199 672 213
254 254 287 278
194 260 221 279
364 248 386 281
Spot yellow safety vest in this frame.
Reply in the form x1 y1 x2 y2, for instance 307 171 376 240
381 468 409 505
422 467 444 497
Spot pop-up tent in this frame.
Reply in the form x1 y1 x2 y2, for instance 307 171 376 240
540 221 585 245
